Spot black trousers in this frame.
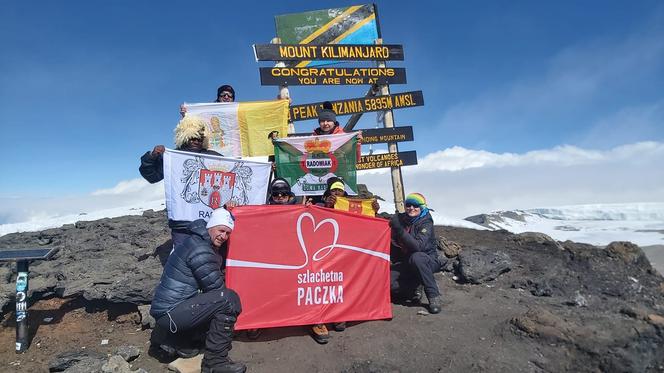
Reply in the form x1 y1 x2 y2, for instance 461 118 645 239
391 252 442 299
156 288 242 362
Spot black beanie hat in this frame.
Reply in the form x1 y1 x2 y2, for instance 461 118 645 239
318 109 336 123
217 85 235 99
270 178 291 194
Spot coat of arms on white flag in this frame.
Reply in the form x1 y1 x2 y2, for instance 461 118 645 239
163 149 271 221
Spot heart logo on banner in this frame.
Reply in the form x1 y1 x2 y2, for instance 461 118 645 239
297 213 340 262
226 212 389 270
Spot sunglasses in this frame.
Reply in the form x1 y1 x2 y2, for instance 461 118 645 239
271 192 288 198
405 202 420 208
219 92 234 99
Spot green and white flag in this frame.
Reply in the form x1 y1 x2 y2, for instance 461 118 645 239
274 132 358 196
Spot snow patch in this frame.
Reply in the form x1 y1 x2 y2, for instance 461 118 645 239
467 203 664 246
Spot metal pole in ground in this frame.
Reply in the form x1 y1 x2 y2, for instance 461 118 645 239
0 247 58 353
15 260 29 353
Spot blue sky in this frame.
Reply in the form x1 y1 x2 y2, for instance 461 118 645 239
1 1 663 223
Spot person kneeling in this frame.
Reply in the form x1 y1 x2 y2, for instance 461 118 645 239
150 208 246 373
389 193 443 314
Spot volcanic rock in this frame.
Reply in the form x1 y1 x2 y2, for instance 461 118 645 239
0 210 662 372
48 351 106 372
456 247 512 284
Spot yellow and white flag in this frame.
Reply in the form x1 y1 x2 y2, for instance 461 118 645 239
185 99 289 157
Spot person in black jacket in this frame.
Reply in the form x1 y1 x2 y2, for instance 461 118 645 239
150 208 246 373
389 193 443 314
266 178 298 205
139 115 222 248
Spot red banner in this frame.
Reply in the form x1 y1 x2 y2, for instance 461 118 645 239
226 205 392 330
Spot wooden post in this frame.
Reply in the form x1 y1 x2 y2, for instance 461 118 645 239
343 84 380 132
375 39 406 213
271 37 294 134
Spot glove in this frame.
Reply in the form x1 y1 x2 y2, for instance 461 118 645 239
389 214 403 231
151 145 165 159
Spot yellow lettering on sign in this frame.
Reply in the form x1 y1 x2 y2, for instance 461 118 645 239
271 67 397 81
345 77 363 84
394 93 415 107
319 46 391 60
322 77 340 85
335 99 359 115
298 77 316 84
307 105 318 119
278 45 317 59
291 107 302 120
378 134 406 142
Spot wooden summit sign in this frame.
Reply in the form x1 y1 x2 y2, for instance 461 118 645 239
289 91 424 121
260 67 406 86
357 151 418 170
254 44 404 61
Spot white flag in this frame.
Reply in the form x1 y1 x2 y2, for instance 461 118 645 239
163 149 271 222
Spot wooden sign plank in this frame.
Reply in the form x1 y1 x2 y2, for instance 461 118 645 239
253 44 404 61
357 150 418 170
289 91 424 122
286 126 414 142
260 67 406 86
360 126 413 145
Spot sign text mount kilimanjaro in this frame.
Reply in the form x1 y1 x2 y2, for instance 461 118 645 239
253 44 404 61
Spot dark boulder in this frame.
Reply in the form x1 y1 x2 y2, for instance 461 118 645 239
49 350 106 372
457 247 512 284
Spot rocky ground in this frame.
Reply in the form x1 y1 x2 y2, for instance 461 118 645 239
0 210 663 372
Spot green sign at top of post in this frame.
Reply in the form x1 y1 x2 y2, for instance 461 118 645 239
275 4 380 67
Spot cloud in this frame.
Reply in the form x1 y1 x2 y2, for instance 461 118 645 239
92 178 162 197
360 142 664 219
0 179 163 225
2 142 662 229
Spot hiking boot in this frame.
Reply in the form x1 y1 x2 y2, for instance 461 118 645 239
409 285 424 304
201 357 247 373
246 328 262 340
332 322 346 332
311 324 330 344
159 344 200 358
150 325 200 358
428 295 442 314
